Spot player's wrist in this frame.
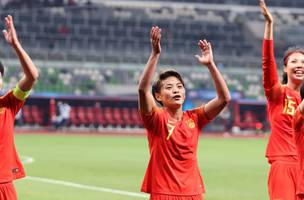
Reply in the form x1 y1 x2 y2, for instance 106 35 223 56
205 61 215 68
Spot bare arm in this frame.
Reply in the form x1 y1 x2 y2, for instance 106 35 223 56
260 0 273 40
3 15 39 91
195 39 231 120
138 26 161 114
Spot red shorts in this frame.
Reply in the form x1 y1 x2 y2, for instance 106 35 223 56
297 169 304 198
268 161 298 200
150 193 203 200
298 195 304 200
0 182 17 200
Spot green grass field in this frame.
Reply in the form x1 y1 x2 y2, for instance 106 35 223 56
14 134 269 200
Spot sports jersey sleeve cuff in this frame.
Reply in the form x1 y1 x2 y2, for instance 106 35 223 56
13 84 31 101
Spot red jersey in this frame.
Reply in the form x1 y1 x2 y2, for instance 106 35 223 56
263 39 301 161
0 90 25 183
293 107 304 196
140 106 210 195
294 107 304 168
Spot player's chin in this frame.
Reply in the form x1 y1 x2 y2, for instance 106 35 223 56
171 100 184 107
292 75 304 84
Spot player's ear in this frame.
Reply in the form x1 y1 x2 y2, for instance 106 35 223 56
283 65 288 73
155 92 162 102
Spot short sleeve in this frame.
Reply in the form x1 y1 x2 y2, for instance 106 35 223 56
189 106 211 130
0 90 24 116
140 107 162 133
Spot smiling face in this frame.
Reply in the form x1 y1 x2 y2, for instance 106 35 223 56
284 52 304 85
155 76 186 109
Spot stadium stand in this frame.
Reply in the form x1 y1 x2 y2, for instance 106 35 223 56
0 0 303 131
0 1 302 68
113 0 304 8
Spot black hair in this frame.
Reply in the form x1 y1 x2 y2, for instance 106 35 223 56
0 61 4 77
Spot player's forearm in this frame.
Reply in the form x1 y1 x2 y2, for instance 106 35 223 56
206 62 231 104
13 42 39 83
264 21 273 40
138 53 160 93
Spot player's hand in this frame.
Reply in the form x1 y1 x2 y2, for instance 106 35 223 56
2 15 20 47
259 0 273 23
150 26 161 55
195 39 214 66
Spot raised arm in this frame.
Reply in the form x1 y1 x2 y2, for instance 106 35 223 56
138 26 161 114
2 15 39 91
195 39 231 120
260 0 273 40
260 0 281 99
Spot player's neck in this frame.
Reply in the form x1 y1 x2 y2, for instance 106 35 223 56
286 81 302 92
165 107 183 121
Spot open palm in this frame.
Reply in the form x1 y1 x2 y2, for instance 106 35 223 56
195 39 214 65
150 26 161 54
259 0 273 22
2 15 19 46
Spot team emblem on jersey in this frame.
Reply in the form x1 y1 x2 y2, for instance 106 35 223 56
186 119 195 129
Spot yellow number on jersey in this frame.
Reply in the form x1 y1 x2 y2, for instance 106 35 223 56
283 97 296 116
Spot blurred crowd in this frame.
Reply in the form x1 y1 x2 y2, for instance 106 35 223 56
0 0 92 8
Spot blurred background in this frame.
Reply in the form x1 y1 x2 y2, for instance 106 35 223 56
1 0 303 134
1 1 304 199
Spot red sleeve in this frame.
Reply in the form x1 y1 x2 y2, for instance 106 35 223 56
140 107 162 134
293 107 304 133
262 39 281 101
2 91 24 116
189 106 211 130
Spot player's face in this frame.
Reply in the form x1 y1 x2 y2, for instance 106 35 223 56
285 52 304 85
157 76 185 108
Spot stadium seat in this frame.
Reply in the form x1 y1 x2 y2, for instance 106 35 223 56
122 107 133 127
69 107 80 127
22 105 33 125
104 107 116 127
31 105 44 125
77 106 89 126
86 107 96 127
112 107 124 128
95 106 106 128
130 108 143 128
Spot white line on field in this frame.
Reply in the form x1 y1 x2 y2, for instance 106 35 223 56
21 156 148 198
25 176 149 198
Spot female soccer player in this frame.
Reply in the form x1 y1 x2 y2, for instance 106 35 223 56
138 26 230 200
260 0 304 199
293 87 304 200
0 15 39 200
